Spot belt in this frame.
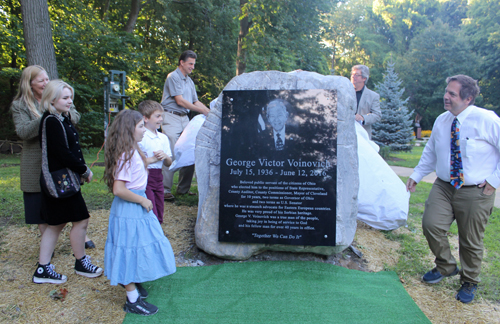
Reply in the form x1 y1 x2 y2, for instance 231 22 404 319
165 110 187 117
438 178 477 188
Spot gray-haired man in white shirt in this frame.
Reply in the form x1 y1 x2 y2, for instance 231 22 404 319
406 75 500 304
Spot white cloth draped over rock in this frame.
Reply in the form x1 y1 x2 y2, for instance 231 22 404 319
169 114 206 172
355 122 409 230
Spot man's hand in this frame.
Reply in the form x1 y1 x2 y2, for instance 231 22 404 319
355 114 364 122
193 101 210 116
174 95 210 116
479 181 496 196
406 178 417 193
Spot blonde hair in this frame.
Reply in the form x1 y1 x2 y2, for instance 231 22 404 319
40 80 74 115
12 65 47 118
103 110 147 192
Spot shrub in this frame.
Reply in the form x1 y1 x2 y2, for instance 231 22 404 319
421 130 432 138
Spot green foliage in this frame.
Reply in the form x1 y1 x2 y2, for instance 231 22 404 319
397 19 479 129
373 60 413 151
1 0 500 145
0 0 23 138
325 0 392 86
464 0 500 115
241 0 331 74
322 0 366 75
372 0 440 55
77 111 105 148
438 0 468 29
1 0 241 143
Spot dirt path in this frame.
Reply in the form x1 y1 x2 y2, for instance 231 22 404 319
0 206 498 323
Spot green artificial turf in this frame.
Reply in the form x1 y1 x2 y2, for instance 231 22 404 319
123 261 430 324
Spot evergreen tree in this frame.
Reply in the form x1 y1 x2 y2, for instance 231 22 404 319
372 60 413 151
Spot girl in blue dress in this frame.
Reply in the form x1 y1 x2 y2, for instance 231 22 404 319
103 109 176 316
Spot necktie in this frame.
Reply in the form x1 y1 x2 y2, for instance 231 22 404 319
276 133 284 151
450 117 464 189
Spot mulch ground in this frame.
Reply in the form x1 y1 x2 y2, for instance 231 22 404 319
0 206 499 323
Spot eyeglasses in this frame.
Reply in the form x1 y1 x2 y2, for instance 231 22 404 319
351 72 363 77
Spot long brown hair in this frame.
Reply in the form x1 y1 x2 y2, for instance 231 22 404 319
12 65 47 118
103 109 147 192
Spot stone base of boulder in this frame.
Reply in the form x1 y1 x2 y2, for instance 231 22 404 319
195 71 358 260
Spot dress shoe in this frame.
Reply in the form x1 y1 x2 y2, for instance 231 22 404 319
178 191 197 196
164 193 175 200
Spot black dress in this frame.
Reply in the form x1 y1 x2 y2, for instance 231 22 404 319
39 111 90 225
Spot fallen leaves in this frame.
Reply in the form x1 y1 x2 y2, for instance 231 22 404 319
49 288 68 301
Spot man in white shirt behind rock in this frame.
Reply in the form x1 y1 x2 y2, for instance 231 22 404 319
406 74 500 304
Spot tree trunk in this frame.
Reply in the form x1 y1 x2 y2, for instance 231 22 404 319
123 0 142 33
331 41 336 75
8 0 20 97
20 0 58 79
101 0 111 21
236 0 250 76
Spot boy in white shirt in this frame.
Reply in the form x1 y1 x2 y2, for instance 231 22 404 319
138 101 172 223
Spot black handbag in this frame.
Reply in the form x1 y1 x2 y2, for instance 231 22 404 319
40 115 81 198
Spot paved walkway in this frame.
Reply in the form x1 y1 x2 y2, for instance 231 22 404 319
390 166 500 208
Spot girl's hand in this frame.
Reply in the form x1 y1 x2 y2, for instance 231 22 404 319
85 170 93 183
153 150 168 161
81 170 93 183
113 180 153 211
140 197 153 212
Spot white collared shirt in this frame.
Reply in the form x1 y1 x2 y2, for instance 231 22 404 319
273 127 286 147
138 128 172 169
411 105 500 188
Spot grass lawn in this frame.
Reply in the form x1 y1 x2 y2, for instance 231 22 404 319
382 143 500 300
0 149 197 226
385 145 425 168
388 177 500 302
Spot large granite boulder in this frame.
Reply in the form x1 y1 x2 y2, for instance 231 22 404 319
195 71 358 260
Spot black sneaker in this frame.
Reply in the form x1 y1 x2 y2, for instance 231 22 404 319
123 298 158 316
119 282 149 299
75 255 103 278
33 263 67 284
135 283 149 299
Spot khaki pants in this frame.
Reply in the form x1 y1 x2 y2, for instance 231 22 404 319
422 178 494 283
161 112 194 194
